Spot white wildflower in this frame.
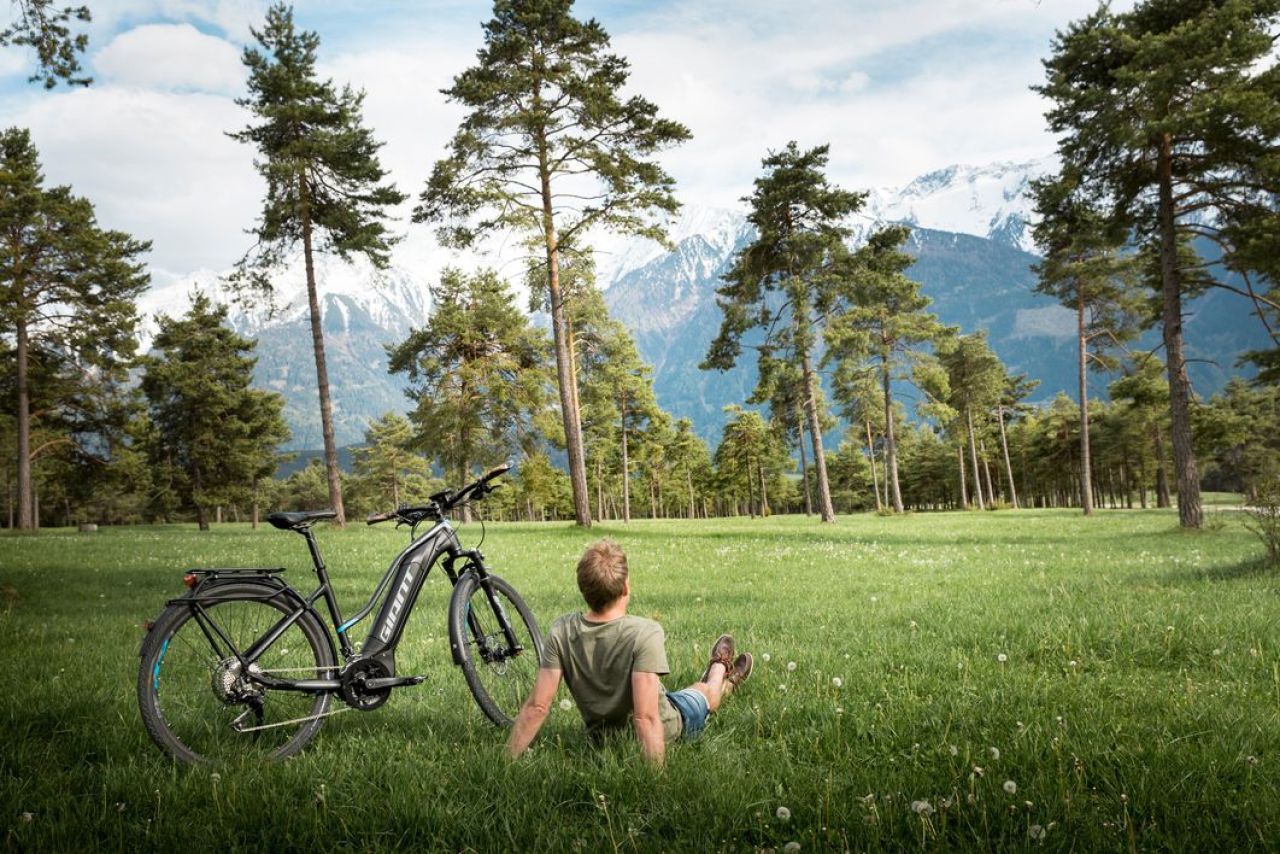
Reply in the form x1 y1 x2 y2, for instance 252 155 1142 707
997 653 1008 663
761 653 771 663
831 677 843 688
559 698 574 711
989 746 1000 760
786 661 797 672
776 806 791 822
1003 780 1017 795
911 799 935 816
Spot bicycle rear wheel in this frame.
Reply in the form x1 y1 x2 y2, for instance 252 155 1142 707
448 573 543 726
138 583 336 764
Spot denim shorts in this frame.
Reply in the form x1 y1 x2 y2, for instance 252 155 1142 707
665 688 710 740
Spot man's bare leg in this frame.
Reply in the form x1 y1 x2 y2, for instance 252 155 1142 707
691 662 729 712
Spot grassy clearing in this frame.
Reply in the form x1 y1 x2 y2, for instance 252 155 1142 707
1 509 1277 851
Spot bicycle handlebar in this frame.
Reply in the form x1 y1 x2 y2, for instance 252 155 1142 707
366 462 512 525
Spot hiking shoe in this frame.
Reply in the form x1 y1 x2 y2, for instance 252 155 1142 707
727 652 753 688
700 634 735 682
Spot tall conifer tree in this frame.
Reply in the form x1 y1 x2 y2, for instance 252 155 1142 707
141 296 289 531
826 224 946 513
418 0 691 527
230 3 406 527
704 142 863 523
1 127 149 530
1038 0 1280 528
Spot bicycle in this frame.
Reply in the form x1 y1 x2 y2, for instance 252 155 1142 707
137 463 543 764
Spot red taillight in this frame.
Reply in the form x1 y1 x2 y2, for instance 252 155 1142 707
183 572 198 589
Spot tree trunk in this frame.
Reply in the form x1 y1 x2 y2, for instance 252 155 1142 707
620 394 631 523
1077 288 1094 516
300 189 346 527
759 461 770 517
15 318 33 530
996 406 1019 509
958 444 968 508
881 348 904 513
596 458 605 521
745 456 756 518
686 466 695 520
800 349 835 522
866 420 882 513
1156 133 1202 528
538 148 591 527
796 400 812 516
966 409 985 510
253 500 260 530
1152 425 1171 508
980 442 996 506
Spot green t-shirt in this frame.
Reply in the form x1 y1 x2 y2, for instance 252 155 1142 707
541 613 683 741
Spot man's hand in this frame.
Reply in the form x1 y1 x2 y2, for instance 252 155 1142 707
631 670 665 767
506 667 562 759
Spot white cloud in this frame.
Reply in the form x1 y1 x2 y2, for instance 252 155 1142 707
94 24 244 94
17 86 261 273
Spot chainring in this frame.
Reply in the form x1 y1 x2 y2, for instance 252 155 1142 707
339 658 392 711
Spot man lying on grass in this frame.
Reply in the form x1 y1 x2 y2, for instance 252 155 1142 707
506 539 752 766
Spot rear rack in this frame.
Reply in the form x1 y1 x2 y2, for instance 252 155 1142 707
185 567 287 577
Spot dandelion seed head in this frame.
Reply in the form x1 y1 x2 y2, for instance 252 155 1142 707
989 746 1000 760
560 698 574 711
997 653 1008 663
783 842 801 853
1029 824 1046 841
776 806 791 822
210 773 221 785
1003 780 1017 795
1069 660 1079 667
786 661 797 672
761 653 771 663
949 744 959 756
911 799 935 816
831 677 843 688
20 812 33 823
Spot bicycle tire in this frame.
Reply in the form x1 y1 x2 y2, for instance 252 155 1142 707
448 573 543 726
138 582 335 764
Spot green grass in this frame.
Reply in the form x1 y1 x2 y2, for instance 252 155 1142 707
2 510 1277 851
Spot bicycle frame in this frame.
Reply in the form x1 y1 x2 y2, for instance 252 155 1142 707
173 515 517 695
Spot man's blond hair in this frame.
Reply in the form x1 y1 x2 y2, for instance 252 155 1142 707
577 539 628 611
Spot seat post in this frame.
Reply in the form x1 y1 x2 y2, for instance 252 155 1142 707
299 527 327 576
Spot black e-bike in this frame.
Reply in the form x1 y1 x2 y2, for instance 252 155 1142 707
137 464 542 764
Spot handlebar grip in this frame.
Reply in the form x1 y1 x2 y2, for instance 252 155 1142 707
366 511 395 525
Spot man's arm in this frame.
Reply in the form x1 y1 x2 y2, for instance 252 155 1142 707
506 667 562 759
630 670 665 767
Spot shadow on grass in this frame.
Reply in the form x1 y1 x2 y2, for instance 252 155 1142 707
1157 555 1279 585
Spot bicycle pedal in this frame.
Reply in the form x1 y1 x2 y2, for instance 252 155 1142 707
362 675 426 691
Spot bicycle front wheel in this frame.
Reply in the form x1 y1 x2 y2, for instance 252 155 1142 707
138 583 336 764
448 573 543 726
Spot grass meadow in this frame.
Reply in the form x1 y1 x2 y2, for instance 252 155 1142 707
1 507 1277 851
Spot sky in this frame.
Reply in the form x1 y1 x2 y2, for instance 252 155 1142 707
0 0 1124 286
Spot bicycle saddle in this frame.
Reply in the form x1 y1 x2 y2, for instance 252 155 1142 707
266 510 338 530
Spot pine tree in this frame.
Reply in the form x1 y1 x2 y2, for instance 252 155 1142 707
1 1 91 88
1 127 149 530
937 332 1007 510
1037 0 1280 528
230 3 406 528
348 412 435 512
703 142 864 522
387 268 549 522
141 295 289 531
418 0 691 528
714 406 788 518
1031 171 1142 515
826 224 947 513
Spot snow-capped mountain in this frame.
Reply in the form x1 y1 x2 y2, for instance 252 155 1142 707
859 158 1052 253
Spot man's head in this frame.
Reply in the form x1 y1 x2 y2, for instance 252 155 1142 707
577 539 629 612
